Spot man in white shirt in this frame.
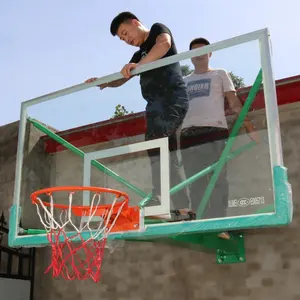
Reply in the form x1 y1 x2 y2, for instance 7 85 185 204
180 38 258 221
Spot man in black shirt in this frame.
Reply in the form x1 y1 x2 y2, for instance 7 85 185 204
86 12 189 213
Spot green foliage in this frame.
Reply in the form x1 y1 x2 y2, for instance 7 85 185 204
228 72 246 89
181 64 194 77
112 104 133 118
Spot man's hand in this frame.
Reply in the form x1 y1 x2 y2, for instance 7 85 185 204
85 77 107 90
121 63 138 79
248 130 260 144
225 91 260 144
138 33 171 66
243 119 260 144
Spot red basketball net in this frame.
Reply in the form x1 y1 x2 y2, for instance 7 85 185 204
31 187 133 282
45 227 108 282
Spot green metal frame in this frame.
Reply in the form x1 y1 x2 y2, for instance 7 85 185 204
125 231 246 264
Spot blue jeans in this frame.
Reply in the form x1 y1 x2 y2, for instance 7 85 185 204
144 91 189 207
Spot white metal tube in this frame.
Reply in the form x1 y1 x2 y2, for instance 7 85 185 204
13 103 27 206
22 28 267 107
259 29 283 167
11 104 28 238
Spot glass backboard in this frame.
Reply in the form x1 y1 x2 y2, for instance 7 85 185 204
9 28 292 248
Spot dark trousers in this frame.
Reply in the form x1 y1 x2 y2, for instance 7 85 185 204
145 96 189 207
180 126 229 219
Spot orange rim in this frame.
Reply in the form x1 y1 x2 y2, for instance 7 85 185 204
30 186 129 216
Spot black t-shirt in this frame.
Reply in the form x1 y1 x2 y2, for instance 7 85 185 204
130 23 187 105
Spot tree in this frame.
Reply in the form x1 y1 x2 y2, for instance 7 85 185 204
228 72 246 89
180 64 246 90
181 64 194 77
112 104 133 118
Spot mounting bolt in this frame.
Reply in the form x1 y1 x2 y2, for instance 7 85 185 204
217 258 222 263
239 257 244 261
134 224 138 228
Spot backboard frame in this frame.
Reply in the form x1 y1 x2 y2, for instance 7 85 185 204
83 137 171 217
9 28 293 248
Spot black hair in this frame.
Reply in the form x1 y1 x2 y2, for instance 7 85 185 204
189 38 210 50
110 12 140 36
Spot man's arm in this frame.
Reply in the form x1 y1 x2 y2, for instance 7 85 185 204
100 77 131 88
85 77 130 89
121 23 173 78
121 33 171 78
225 91 256 133
85 51 140 88
220 69 258 141
139 33 171 66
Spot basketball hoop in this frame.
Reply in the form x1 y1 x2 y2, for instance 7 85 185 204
31 186 141 282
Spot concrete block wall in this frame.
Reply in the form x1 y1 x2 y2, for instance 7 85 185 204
0 120 52 230
1 101 300 299
0 121 19 221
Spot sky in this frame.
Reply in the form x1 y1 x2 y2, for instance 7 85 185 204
1 0 300 129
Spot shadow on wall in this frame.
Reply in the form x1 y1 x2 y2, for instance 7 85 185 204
0 121 52 229
21 122 52 229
